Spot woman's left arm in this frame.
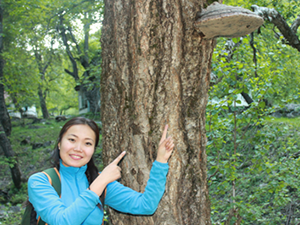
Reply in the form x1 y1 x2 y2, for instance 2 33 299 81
105 125 174 215
104 160 169 215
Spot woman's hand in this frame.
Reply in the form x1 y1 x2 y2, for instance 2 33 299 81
156 125 175 163
89 151 126 196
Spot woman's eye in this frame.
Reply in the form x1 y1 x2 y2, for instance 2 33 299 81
69 138 75 142
86 142 92 146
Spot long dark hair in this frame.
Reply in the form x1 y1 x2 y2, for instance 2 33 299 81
51 117 105 207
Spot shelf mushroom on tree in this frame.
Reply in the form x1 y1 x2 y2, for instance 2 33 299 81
194 2 264 39
195 2 264 107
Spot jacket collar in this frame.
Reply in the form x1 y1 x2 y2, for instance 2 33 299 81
59 159 87 177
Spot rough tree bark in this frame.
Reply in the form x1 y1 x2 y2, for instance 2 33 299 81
101 0 214 224
0 1 22 189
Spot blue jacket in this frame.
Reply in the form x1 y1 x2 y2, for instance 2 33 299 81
28 160 169 225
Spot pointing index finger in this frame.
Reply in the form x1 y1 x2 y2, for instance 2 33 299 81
159 124 168 144
112 151 126 165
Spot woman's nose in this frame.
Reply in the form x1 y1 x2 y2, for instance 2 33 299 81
74 143 83 152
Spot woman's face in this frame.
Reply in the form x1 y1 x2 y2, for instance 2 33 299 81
58 124 96 167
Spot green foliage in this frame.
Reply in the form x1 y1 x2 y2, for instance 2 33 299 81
46 64 78 115
8 183 28 205
3 48 40 108
208 100 300 223
0 202 24 225
208 20 300 223
2 0 104 116
209 1 300 220
0 156 17 169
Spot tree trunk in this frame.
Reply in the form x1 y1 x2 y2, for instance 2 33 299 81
0 124 22 189
0 2 22 189
81 69 100 115
101 0 213 224
59 13 101 116
33 49 51 119
85 86 100 114
38 85 50 119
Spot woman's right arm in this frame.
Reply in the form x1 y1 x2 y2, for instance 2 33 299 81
28 172 101 225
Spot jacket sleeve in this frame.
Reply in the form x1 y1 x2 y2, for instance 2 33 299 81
104 160 169 215
28 172 101 225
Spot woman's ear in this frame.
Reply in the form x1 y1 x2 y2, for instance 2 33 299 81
58 143 60 150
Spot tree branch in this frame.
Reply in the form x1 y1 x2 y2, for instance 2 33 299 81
83 12 90 67
41 37 56 75
59 16 79 81
291 15 300 33
251 5 300 52
249 32 258 77
67 26 82 56
67 26 89 69
207 168 219 182
64 69 76 79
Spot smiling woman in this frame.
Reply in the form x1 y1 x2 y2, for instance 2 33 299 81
25 117 175 225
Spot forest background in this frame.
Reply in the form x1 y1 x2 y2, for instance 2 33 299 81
0 0 300 224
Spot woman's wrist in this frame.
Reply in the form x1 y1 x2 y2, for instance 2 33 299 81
156 157 168 164
89 176 107 196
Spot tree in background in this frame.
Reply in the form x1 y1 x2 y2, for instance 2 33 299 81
46 58 78 116
0 0 22 189
251 1 300 105
3 0 56 118
55 0 104 115
2 0 85 117
33 44 53 119
221 0 300 106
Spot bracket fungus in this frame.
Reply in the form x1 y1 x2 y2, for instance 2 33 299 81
195 2 264 39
